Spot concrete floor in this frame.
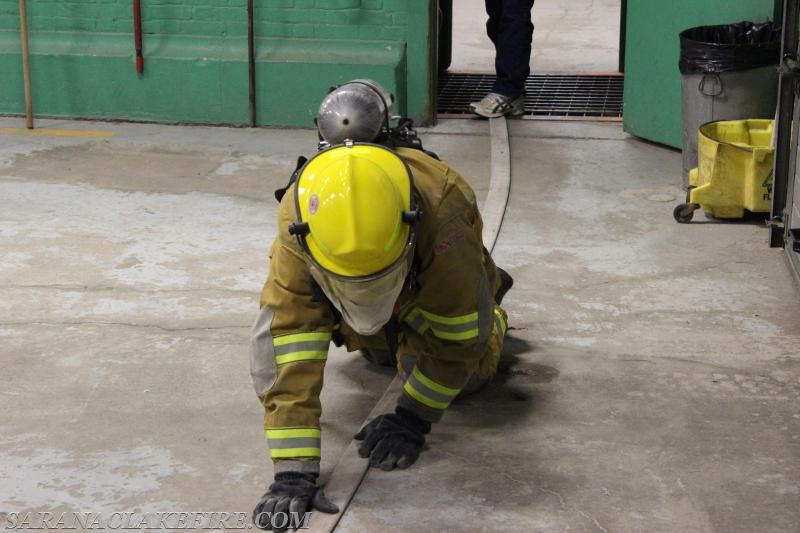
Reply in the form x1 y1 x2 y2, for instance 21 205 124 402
1 114 799 533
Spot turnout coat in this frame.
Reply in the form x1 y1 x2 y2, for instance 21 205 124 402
250 148 508 474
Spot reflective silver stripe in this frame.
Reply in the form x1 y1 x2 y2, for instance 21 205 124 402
274 460 320 475
420 310 479 341
266 428 322 459
272 332 330 365
403 366 462 411
250 306 277 398
268 437 321 450
428 321 477 334
273 340 330 356
403 306 480 340
494 313 504 335
403 308 429 334
405 371 456 407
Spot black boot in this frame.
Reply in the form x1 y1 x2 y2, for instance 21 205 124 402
494 268 514 305
360 348 393 367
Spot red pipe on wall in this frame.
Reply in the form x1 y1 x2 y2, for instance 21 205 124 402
133 0 143 75
247 0 255 127
18 0 34 128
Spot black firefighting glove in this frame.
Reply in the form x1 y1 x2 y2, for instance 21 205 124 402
353 406 432 471
252 471 339 532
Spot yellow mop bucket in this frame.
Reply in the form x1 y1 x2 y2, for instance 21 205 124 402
673 119 774 223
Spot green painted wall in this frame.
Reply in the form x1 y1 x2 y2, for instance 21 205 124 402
0 0 434 127
623 0 777 148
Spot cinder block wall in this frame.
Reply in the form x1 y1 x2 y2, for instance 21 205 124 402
0 0 433 127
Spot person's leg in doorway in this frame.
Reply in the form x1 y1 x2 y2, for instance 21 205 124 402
471 0 534 118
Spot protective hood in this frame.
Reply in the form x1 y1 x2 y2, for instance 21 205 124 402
310 256 410 335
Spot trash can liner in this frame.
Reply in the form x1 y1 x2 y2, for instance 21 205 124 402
679 21 780 74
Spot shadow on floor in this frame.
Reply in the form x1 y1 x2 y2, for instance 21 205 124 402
447 333 559 429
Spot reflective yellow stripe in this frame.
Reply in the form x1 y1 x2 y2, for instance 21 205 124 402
420 310 479 326
402 306 480 341
419 309 479 341
426 320 480 341
272 332 330 365
0 128 114 138
275 351 327 365
403 366 460 410
265 428 321 459
430 327 479 341
494 307 507 335
270 448 321 459
266 428 321 439
412 366 460 396
404 380 450 410
273 332 331 346
401 308 429 335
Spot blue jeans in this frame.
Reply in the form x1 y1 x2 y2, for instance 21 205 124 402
485 0 535 98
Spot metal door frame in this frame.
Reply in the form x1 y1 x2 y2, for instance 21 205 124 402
771 0 800 284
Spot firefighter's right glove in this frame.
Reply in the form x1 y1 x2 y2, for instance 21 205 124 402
353 406 431 471
252 471 339 532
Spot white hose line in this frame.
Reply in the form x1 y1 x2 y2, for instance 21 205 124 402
311 378 403 532
312 117 512 532
483 117 511 254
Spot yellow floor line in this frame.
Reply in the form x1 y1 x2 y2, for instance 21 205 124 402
0 128 114 138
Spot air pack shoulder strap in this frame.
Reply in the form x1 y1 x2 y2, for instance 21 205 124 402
378 118 440 160
274 155 308 203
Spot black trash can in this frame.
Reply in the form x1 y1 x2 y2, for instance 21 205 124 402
679 21 780 188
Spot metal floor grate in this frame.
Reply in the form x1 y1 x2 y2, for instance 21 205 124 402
438 73 624 119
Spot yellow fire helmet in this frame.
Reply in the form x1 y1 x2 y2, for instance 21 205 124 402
289 142 421 279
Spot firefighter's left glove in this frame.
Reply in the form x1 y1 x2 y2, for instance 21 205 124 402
252 471 339 532
354 406 431 470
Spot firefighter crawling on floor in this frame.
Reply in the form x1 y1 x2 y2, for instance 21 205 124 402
249 80 514 530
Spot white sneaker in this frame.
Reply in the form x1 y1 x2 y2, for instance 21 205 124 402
469 92 525 118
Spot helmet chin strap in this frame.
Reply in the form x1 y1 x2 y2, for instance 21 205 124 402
402 210 423 224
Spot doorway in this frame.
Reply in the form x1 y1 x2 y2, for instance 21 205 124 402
437 0 625 119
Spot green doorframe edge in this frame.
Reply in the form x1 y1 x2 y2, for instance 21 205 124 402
406 0 437 126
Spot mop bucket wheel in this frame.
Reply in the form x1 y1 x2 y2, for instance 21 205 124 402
673 203 699 223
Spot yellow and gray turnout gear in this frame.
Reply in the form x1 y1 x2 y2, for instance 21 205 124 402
250 144 508 474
